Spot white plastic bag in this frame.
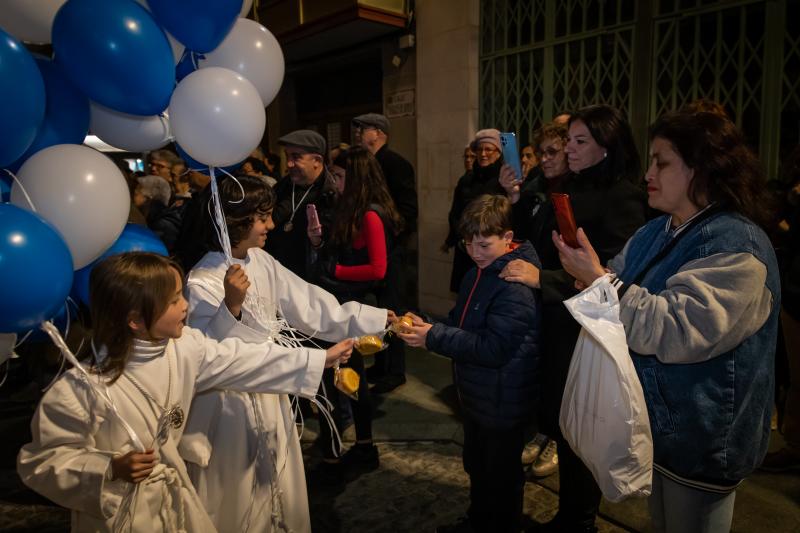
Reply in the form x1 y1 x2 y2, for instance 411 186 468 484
559 275 653 502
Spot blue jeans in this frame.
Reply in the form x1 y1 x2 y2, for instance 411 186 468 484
649 469 736 533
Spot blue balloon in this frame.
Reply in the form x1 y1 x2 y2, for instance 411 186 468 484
52 0 175 116
1 174 11 202
176 144 242 176
0 28 45 167
147 0 242 53
72 223 168 306
25 298 81 343
6 58 91 173
0 204 74 333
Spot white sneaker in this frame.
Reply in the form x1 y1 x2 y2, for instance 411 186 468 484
521 433 548 465
531 440 558 477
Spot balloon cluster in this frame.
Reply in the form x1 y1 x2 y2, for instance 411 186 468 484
0 0 282 338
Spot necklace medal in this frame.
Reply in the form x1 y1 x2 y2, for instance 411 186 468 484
165 404 185 429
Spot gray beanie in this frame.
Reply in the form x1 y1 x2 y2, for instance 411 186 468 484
470 128 502 152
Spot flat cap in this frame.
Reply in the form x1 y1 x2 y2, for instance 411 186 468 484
277 129 326 156
352 113 390 133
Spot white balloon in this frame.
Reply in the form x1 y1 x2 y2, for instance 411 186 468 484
169 67 265 167
241 0 254 17
90 101 172 152
10 144 130 269
0 0 66 44
200 18 285 106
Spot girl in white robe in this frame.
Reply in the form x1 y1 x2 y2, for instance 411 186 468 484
182 176 388 532
17 252 353 533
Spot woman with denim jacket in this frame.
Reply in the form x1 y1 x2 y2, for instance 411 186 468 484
555 107 780 533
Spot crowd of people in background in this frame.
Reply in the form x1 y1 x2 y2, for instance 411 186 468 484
12 102 800 533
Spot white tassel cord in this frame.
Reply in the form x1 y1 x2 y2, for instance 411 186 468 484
39 322 146 452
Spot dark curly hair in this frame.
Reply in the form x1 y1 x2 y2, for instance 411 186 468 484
206 175 275 251
649 109 772 228
568 104 642 184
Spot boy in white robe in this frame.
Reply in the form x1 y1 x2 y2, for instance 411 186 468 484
181 176 388 532
17 252 354 533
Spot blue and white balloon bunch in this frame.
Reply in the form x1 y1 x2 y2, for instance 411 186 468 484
0 0 282 342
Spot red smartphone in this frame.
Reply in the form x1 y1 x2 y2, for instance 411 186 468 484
551 193 579 248
306 203 320 228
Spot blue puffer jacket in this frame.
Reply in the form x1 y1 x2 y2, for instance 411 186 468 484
426 241 542 430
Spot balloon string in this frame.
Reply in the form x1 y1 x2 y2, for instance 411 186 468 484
0 360 8 389
3 169 37 212
208 167 234 266
40 322 147 452
158 113 173 143
41 298 85 393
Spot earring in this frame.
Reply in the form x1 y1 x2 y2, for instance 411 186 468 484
603 151 608 158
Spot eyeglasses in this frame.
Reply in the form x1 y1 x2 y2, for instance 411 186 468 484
149 161 170 170
476 147 498 155
536 147 563 160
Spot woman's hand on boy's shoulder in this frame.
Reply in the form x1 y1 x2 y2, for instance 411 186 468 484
499 259 540 288
224 264 250 319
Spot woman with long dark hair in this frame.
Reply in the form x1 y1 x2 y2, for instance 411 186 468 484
555 108 779 533
307 146 403 484
499 105 647 532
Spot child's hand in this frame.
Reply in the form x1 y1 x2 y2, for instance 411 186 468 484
325 338 354 367
224 264 250 318
110 449 158 483
386 310 398 327
396 321 433 349
404 312 426 327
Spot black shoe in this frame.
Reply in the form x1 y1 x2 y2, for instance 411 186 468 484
365 364 386 383
370 374 406 394
341 443 380 472
308 460 344 488
436 517 475 533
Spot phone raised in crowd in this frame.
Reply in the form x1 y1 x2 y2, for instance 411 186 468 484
499 132 523 183
551 193 579 248
306 203 320 228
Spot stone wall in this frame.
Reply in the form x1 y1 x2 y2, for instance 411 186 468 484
415 0 480 316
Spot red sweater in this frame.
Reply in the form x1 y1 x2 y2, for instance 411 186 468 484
334 210 388 281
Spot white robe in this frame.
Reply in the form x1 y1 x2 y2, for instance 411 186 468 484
17 328 326 533
182 248 386 533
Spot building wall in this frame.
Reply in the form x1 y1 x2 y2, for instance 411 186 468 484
415 0 480 317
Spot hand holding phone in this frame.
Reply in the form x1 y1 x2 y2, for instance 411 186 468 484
500 132 523 183
306 204 322 244
551 193 579 248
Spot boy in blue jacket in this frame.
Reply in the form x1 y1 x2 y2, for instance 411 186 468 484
399 194 542 533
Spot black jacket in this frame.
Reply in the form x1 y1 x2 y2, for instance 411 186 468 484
426 241 542 430
516 161 647 434
375 144 417 239
266 172 338 279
